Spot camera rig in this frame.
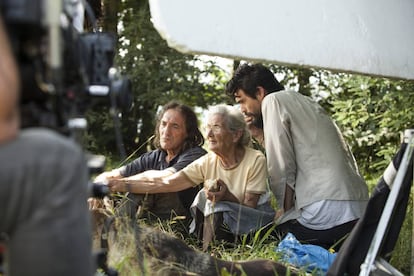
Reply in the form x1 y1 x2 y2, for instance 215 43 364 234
0 1 131 275
0 0 132 135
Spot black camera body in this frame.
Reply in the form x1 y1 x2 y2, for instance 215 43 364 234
0 0 132 134
0 0 134 178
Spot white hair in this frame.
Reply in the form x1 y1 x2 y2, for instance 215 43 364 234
206 104 251 147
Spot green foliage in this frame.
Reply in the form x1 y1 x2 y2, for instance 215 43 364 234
318 74 414 186
85 1 414 273
85 0 227 159
85 2 414 183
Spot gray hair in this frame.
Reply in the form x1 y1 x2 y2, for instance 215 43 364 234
206 104 251 147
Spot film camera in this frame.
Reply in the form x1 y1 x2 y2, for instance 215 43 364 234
0 0 132 135
0 1 129 275
1 0 133 174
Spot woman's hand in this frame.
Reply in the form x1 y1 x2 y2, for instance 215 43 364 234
88 169 121 209
205 179 239 203
94 169 121 184
205 179 226 202
106 175 168 193
103 170 191 194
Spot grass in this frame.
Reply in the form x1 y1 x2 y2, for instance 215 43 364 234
94 188 414 276
90 164 413 275
93 202 308 275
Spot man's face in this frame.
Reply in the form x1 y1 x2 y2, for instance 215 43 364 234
234 89 263 129
159 109 188 154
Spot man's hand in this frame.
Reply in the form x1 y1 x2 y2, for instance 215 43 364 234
107 178 129 192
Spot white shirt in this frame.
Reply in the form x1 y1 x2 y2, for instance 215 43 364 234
262 90 369 227
298 200 367 230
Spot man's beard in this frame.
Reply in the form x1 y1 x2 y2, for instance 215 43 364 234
252 113 263 129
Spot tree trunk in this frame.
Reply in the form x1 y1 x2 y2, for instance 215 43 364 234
102 0 118 33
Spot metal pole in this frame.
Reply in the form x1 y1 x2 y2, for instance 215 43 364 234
407 132 414 276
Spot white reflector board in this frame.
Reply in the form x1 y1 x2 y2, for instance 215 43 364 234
149 0 414 80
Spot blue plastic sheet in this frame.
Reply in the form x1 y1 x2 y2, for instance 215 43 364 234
275 232 337 275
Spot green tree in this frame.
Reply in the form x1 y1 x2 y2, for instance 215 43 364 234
85 0 227 161
316 73 414 184
85 0 414 185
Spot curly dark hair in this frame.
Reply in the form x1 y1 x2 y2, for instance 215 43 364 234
152 101 204 152
225 63 284 100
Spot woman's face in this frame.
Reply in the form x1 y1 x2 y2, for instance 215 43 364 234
205 114 235 155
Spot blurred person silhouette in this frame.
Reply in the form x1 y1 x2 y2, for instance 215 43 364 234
0 15 93 276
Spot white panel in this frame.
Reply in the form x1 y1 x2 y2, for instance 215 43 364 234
149 0 414 80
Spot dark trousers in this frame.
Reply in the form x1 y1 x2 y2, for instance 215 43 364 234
274 219 358 251
117 192 189 221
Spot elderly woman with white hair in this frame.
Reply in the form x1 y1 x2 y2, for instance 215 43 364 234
107 104 275 251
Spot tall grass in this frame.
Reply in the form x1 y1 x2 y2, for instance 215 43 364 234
95 160 413 275
95 210 308 275
96 194 413 276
